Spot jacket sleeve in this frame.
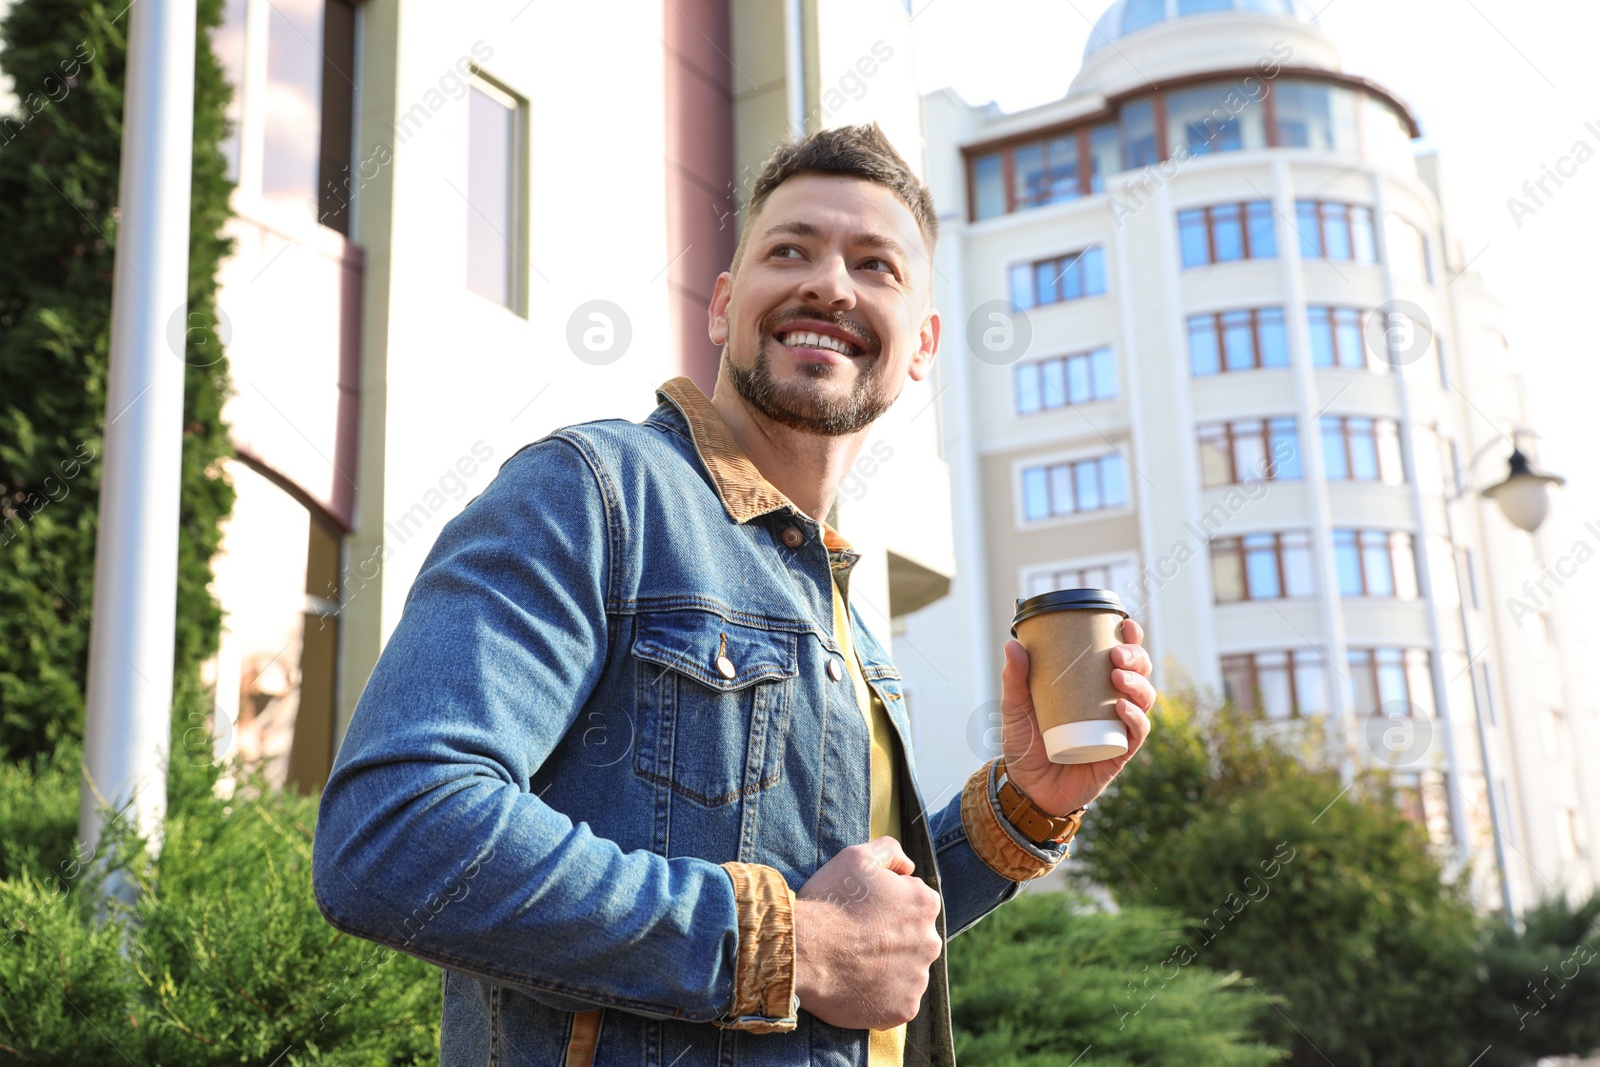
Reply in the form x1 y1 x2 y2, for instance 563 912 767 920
927 758 1072 937
311 433 795 1031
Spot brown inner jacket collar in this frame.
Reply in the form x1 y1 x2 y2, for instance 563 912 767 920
654 376 855 555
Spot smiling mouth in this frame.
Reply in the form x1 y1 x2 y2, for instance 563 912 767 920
775 329 864 358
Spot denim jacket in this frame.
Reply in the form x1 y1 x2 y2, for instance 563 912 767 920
312 378 1070 1067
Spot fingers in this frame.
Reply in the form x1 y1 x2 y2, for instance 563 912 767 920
999 639 1034 719
1119 617 1145 646
1111 642 1153 677
1115 697 1153 752
864 836 916 876
1111 668 1156 712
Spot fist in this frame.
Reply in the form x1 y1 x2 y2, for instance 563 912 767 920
793 837 943 1029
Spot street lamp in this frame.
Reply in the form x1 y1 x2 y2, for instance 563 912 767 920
1444 430 1564 929
1482 446 1566 533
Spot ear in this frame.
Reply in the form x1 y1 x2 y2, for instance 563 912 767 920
708 271 733 345
907 307 940 384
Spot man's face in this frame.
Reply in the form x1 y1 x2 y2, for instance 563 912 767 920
709 172 940 436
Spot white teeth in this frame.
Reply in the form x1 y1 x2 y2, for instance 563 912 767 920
779 330 857 356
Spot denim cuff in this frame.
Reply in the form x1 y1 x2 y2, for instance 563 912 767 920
959 758 1069 881
716 862 798 1033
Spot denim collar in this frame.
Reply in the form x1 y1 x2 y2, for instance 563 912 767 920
654 376 856 558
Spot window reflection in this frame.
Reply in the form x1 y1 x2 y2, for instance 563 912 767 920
1121 98 1158 169
1122 0 1166 33
214 0 249 184
973 153 1004 220
1089 123 1120 192
1273 80 1360 153
261 0 325 212
467 83 520 311
964 79 1416 222
1165 81 1267 157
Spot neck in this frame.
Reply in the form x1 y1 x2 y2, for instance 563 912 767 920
708 363 868 524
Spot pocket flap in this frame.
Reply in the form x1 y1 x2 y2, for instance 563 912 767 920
632 611 798 691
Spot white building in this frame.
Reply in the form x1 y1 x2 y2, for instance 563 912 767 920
198 0 954 790
904 0 1600 914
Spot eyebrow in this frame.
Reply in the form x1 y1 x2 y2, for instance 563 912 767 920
759 220 911 264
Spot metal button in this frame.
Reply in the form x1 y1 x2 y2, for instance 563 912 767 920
715 655 737 680
827 658 844 682
780 526 804 548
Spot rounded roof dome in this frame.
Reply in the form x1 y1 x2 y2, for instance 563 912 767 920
1084 0 1319 61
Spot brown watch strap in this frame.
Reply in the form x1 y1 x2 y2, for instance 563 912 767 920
996 770 1085 846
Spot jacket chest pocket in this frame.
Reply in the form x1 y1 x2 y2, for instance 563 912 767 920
630 610 799 808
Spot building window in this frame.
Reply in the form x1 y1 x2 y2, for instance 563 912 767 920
1347 647 1436 717
1221 650 1328 719
1211 531 1316 602
1178 201 1277 268
1088 123 1120 193
1385 214 1432 283
1424 535 1465 610
1024 558 1136 599
972 152 1005 220
1016 348 1116 413
1009 246 1107 309
1021 452 1129 521
1189 307 1288 375
1121 97 1158 169
1333 530 1418 598
1321 416 1405 484
1557 807 1589 863
1391 770 1453 844
1197 417 1301 487
1012 133 1084 210
1295 200 1376 263
1411 425 1444 493
467 79 524 312
218 0 358 231
1272 80 1360 153
964 80 1416 221
1164 80 1270 157
1306 306 1375 370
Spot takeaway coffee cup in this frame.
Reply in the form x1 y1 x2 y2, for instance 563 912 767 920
1010 588 1130 764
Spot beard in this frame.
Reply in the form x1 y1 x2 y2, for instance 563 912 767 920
724 317 896 437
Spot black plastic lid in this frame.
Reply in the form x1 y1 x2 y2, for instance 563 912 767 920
1011 588 1128 635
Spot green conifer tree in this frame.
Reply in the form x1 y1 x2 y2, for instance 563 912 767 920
0 0 235 763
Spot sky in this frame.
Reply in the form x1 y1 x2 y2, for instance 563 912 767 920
910 0 1600 665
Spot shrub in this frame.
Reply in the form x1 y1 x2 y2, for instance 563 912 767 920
1073 691 1481 1066
1470 889 1600 1065
949 890 1288 1066
0 728 442 1064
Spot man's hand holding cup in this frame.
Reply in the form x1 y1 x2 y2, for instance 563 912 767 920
1000 591 1156 818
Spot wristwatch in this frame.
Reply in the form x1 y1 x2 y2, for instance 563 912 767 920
996 764 1086 847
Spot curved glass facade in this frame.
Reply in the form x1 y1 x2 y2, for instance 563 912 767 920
968 76 1417 221
1086 0 1319 61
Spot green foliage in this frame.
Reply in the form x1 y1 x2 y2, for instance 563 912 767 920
0 721 443 1064
1074 691 1481 1066
949 891 1288 1066
1470 890 1600 1066
0 0 236 763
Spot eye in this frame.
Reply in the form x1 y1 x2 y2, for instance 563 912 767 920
860 257 899 276
770 244 803 259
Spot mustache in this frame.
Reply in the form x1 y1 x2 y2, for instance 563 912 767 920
764 311 876 353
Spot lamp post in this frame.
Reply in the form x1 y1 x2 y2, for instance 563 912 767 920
78 0 198 908
1443 430 1564 928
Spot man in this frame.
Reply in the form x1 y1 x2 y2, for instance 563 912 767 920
313 122 1156 1067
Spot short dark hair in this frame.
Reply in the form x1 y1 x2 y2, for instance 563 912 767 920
730 122 939 277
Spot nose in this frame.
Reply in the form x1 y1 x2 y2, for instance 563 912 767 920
799 251 855 309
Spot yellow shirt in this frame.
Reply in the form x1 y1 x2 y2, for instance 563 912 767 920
829 573 906 1066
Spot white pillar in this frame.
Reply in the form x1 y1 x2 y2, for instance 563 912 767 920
78 0 198 901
